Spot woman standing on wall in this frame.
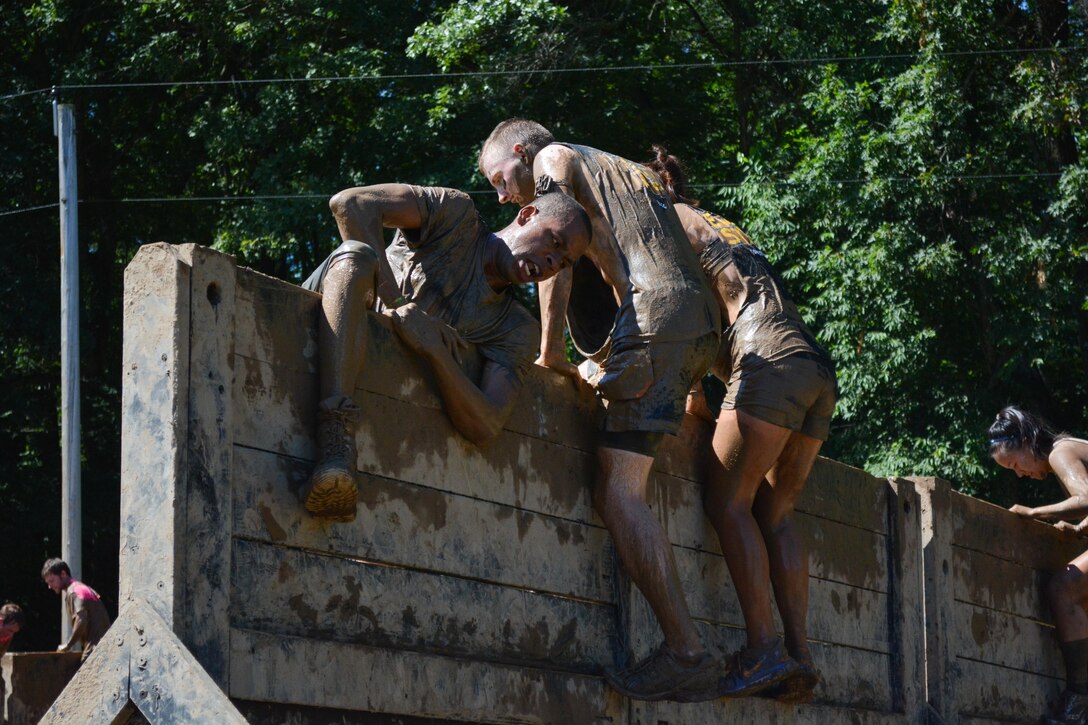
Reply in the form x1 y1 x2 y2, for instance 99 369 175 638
989 406 1088 725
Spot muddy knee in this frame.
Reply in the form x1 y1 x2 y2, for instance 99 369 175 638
327 241 380 302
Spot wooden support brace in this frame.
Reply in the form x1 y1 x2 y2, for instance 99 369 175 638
39 600 246 725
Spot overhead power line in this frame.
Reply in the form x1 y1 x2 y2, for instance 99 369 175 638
0 202 60 217
0 171 1071 218
2 45 1085 102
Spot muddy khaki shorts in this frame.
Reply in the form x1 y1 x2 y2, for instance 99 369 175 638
302 240 378 294
594 332 719 435
721 352 837 441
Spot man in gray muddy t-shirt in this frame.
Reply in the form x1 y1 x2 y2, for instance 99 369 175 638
300 183 591 524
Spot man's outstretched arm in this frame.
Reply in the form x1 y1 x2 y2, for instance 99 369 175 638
531 146 586 379
534 270 577 376
59 608 87 652
329 184 424 307
386 303 520 445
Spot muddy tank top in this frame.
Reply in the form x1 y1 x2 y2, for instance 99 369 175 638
695 208 832 377
556 144 719 360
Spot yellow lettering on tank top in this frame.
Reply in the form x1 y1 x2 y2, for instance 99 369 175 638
599 154 667 199
699 210 753 246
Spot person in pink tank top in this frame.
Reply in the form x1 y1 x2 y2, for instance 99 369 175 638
41 558 111 662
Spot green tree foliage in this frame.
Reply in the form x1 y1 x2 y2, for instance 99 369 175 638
721 1 1088 503
0 0 1084 649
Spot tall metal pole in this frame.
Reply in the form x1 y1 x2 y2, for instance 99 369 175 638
54 98 81 643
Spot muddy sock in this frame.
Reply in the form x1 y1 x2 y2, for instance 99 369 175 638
1060 639 1088 694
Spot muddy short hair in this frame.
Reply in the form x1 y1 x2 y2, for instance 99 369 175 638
531 191 591 241
1 603 25 627
479 118 555 173
41 558 71 579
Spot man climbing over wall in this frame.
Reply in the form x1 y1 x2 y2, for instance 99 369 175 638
478 119 722 701
301 184 591 523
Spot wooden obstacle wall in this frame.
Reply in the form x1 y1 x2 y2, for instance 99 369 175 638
919 480 1082 723
37 243 1075 724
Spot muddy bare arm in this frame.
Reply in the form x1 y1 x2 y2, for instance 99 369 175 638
59 608 87 652
386 304 519 445
329 184 423 307
1011 449 1088 521
531 146 587 379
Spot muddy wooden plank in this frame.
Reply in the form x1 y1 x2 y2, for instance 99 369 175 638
632 700 908 725
126 602 248 724
651 439 888 537
886 478 927 718
643 470 714 550
628 631 896 716
654 477 891 585
234 270 603 450
515 373 602 454
650 460 891 554
802 459 891 534
800 518 890 590
652 452 892 535
233 266 321 376
634 643 903 723
954 657 1062 723
233 370 599 521
951 602 1061 678
229 629 624 724
234 700 508 725
627 555 892 656
798 640 896 712
914 476 956 721
231 447 612 600
120 243 191 623
351 393 598 521
36 633 130 725
950 490 1084 568
631 699 907 725
230 539 616 671
953 546 1053 622
232 266 729 479
651 456 892 548
233 355 316 459
176 244 236 688
802 578 892 653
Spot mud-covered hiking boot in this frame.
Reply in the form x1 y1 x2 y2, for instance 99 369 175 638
302 400 360 522
1043 689 1088 725
604 644 720 701
760 661 820 704
718 639 800 698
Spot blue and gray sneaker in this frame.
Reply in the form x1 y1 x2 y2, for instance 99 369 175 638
718 639 800 698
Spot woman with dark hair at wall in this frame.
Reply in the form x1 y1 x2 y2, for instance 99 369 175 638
646 146 837 703
988 406 1088 725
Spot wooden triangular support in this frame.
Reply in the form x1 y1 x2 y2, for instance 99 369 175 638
38 599 246 724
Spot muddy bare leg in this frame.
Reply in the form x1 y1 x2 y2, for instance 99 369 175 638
303 242 378 522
